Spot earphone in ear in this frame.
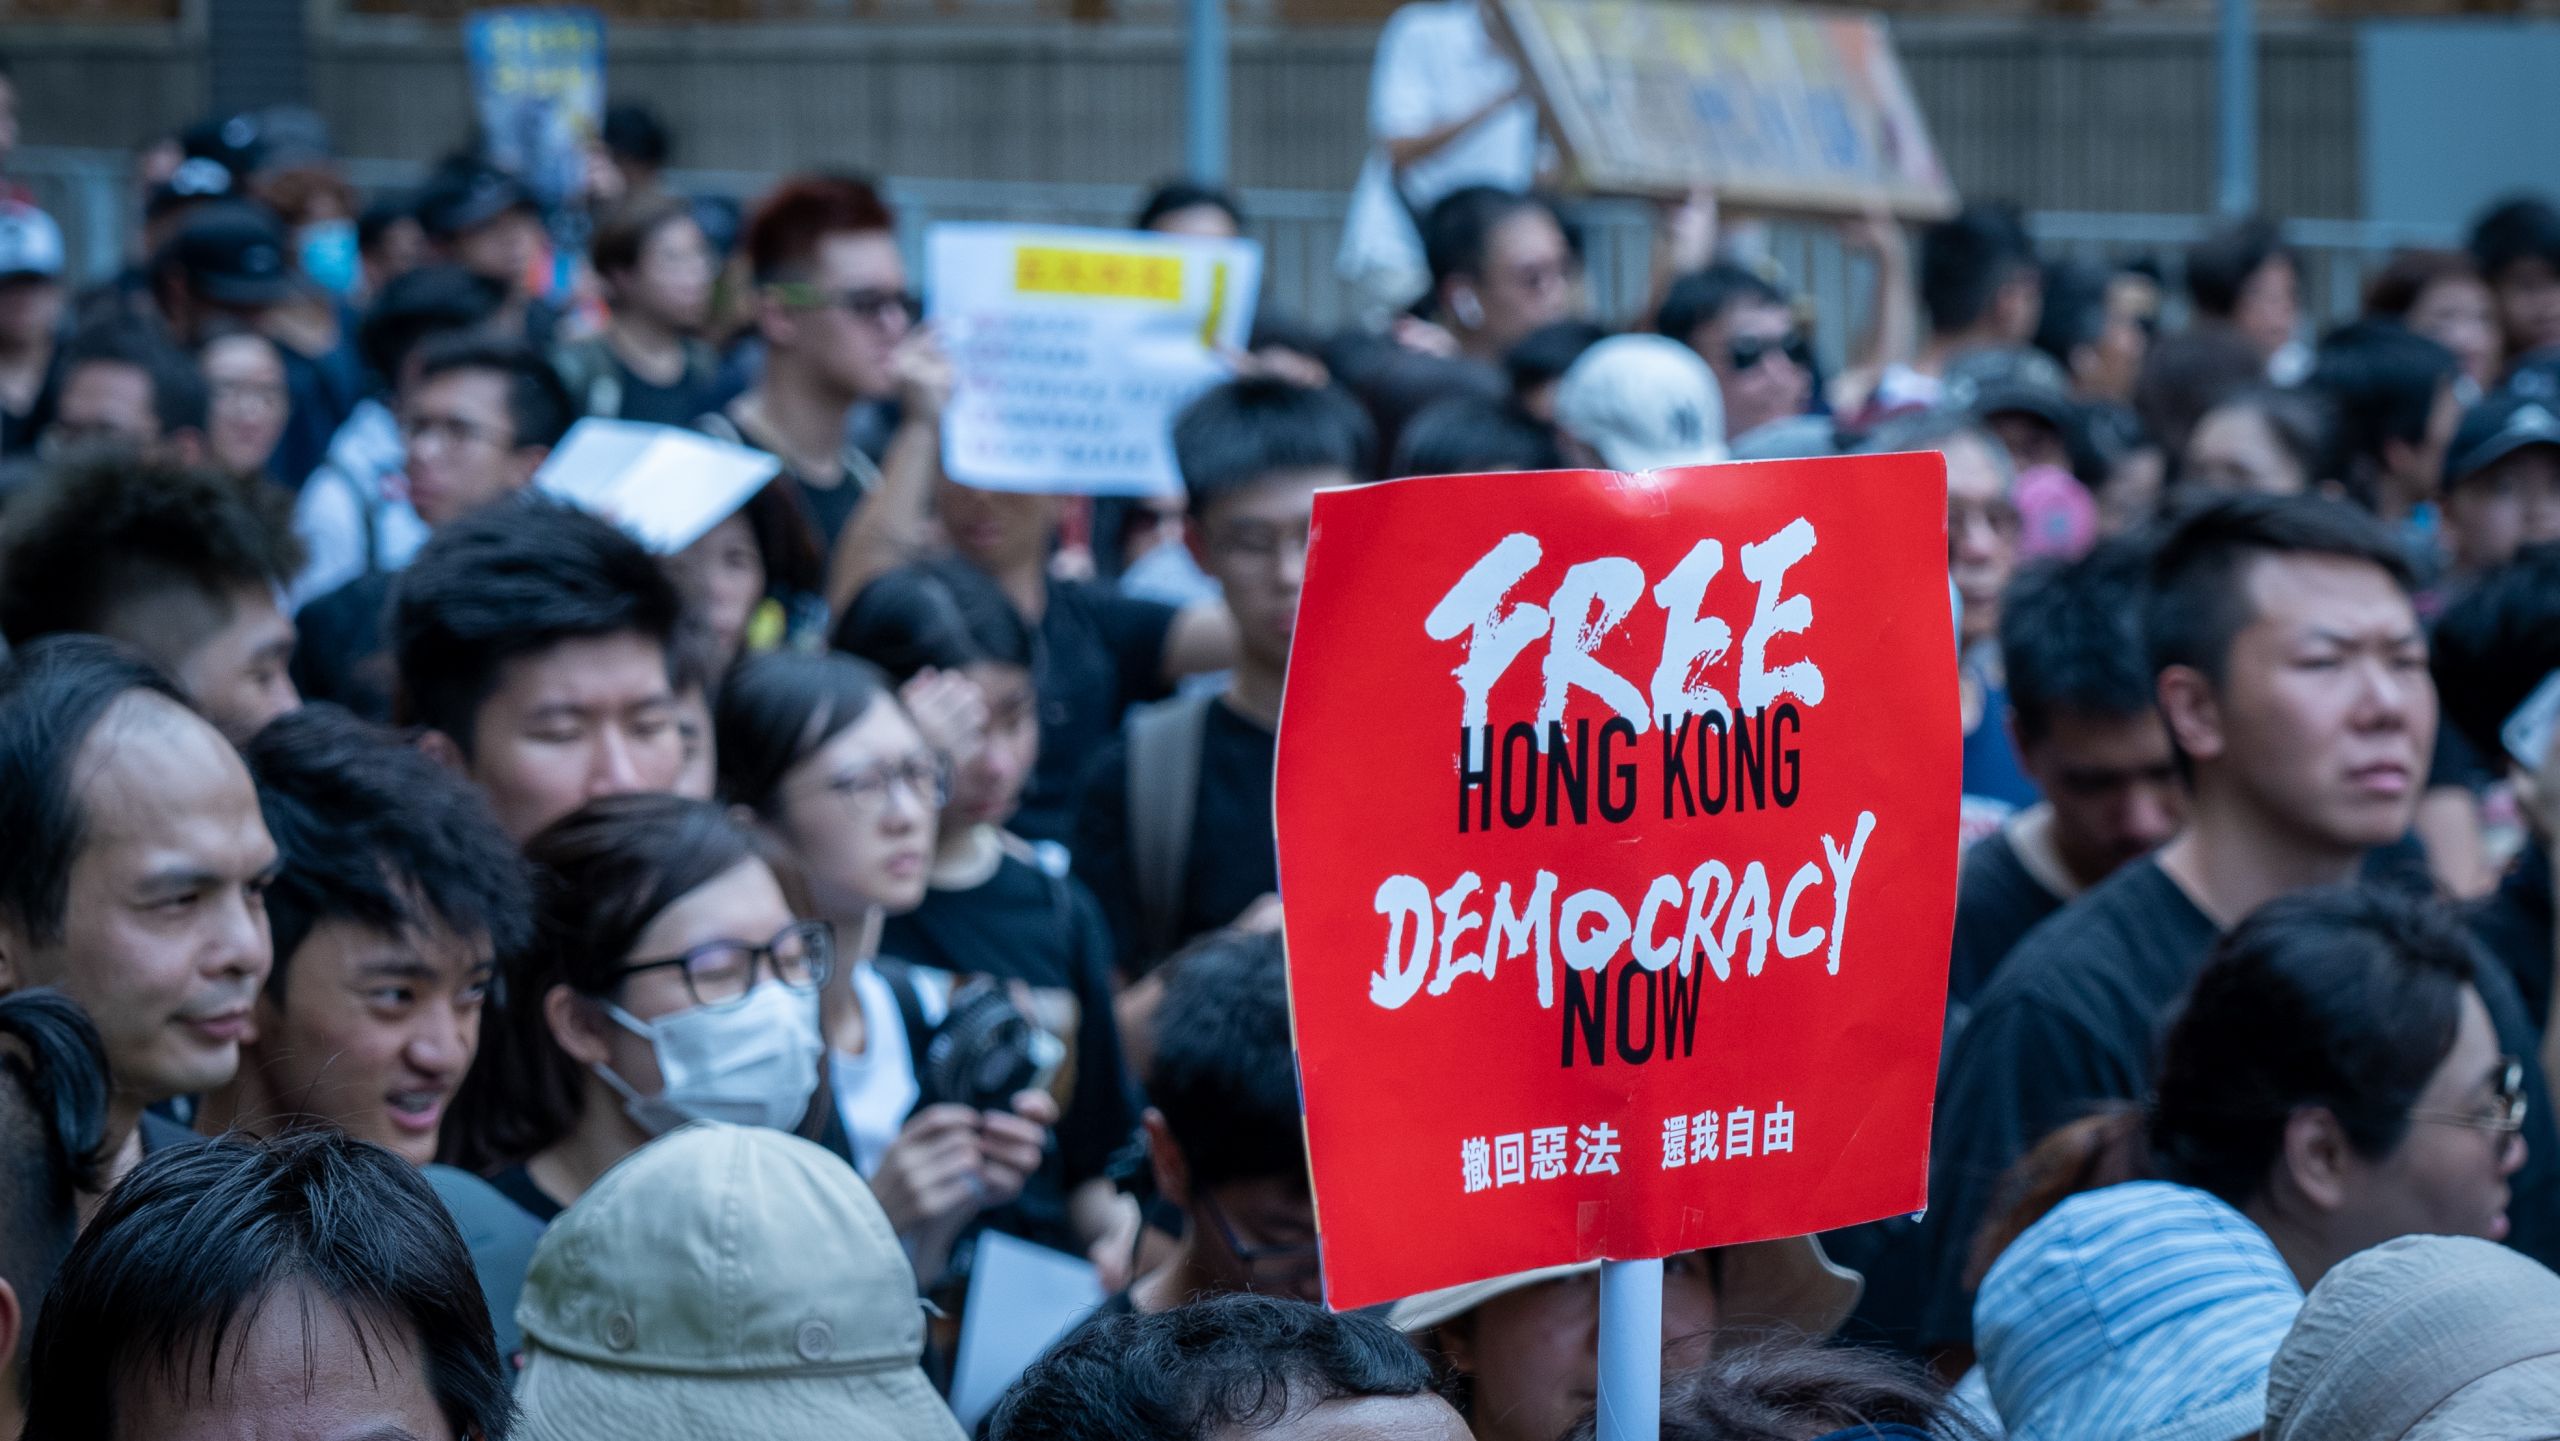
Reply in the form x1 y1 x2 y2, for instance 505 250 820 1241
1451 288 1485 331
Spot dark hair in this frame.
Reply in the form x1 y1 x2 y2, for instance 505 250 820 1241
2000 537 2157 746
2034 257 2111 368
732 477 828 604
0 989 109 1392
22 1130 514 1441
2184 386 2342 491
242 703 531 1000
1149 929 1302 1190
600 102 671 171
1421 186 1564 290
1563 1342 1984 1441
1919 202 2037 335
1134 179 1243 234
58 318 208 437
2144 490 2412 689
1171 376 1376 515
1656 263 1788 346
356 191 415 257
2151 886 2477 1209
0 455 301 652
2364 248 2487 321
2430 542 2560 764
833 556 1035 683
1391 395 1567 478
742 174 895 287
986 1293 1438 1441
589 191 696 282
2135 325 2267 458
0 638 189 945
2468 195 2560 286
391 497 682 754
2186 215 2291 320
2307 320 2459 505
1504 318 1610 398
356 264 502 386
410 331 574 451
713 649 898 817
1966 1106 2158 1292
442 794 777 1173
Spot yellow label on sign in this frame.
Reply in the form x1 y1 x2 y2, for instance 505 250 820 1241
1015 247 1184 303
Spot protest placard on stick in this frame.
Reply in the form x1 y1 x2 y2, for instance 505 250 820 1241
1275 455 1960 1312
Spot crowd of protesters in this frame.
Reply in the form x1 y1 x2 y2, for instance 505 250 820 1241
0 34 2557 1441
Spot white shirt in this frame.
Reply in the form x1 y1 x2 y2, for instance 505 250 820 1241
830 960 951 1176
289 397 429 610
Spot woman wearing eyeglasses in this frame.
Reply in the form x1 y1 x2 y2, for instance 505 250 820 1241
1965 885 2530 1441
715 650 1058 1285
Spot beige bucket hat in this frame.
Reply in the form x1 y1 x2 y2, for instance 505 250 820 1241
513 1122 966 1441
1386 1234 1862 1342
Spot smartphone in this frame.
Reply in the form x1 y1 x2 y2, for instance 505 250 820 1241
2503 669 2560 774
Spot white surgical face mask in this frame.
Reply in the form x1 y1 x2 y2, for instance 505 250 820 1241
594 979 823 1135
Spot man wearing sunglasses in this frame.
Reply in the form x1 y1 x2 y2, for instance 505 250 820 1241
1657 262 1812 446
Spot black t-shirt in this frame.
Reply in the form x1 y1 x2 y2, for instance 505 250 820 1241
484 1163 566 1224
1072 698 1278 975
878 853 1141 1252
2473 840 2556 1031
613 353 718 428
1946 827 2064 1018
1915 854 2560 1352
1018 580 1177 846
291 571 398 722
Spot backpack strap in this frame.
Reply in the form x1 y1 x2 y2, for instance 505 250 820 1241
874 958 939 1094
1125 691 1216 968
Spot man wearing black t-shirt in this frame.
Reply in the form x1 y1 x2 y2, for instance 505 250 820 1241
1074 377 1377 975
1916 493 2560 1368
1947 539 2182 1024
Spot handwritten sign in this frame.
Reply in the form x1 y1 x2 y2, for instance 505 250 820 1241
1490 0 1955 220
465 7 604 211
927 223 1261 498
1274 456 1960 1310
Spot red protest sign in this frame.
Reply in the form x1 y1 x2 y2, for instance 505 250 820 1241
1275 455 1959 1311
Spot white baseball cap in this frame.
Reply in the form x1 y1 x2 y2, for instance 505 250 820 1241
1554 333 1729 473
0 203 64 282
514 1122 967 1441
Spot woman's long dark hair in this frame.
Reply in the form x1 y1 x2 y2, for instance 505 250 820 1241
714 650 897 819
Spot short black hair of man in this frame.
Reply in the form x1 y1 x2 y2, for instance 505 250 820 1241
2430 542 2560 766
2469 195 2560 288
2307 320 2460 508
986 1294 1437 1441
2033 257 2109 370
2000 535 2157 749
391 496 682 757
1421 185 1568 291
1392 394 1565 478
409 330 575 452
600 102 672 171
1656 263 1788 347
1134 179 1244 233
0 453 304 652
0 637 189 946
356 264 503 390
1171 376 1376 516
1919 201 2036 336
2185 215 2290 321
2144 490 2413 694
243 702 532 1002
57 316 209 437
1504 318 1609 398
1148 929 1303 1192
0 989 109 1396
20 1130 515 1441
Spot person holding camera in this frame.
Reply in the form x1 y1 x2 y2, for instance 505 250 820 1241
716 649 1065 1284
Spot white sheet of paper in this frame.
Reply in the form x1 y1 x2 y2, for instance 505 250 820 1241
928 222 1263 498
948 1230 1107 1428
534 418 781 554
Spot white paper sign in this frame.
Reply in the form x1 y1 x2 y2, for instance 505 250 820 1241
947 1230 1107 1428
928 222 1263 498
535 419 782 555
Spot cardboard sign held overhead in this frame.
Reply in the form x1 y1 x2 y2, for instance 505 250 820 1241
1274 456 1960 1311
1491 0 1956 220
536 419 780 555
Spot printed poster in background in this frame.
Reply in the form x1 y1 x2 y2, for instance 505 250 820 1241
1274 455 1960 1311
928 223 1261 498
465 7 605 211
1489 0 1955 219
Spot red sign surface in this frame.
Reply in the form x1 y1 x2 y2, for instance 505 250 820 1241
1275 456 1960 1310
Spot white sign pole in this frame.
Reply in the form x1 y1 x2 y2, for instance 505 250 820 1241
1594 1257 1663 1441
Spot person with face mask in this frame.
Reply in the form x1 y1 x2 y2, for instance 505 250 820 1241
715 650 1059 1284
444 793 1045 1246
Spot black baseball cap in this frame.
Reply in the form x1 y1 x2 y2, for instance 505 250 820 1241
414 157 538 240
153 201 294 308
2445 391 2560 490
1945 346 2080 436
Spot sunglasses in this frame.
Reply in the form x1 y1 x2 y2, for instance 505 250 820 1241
1728 334 1811 373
